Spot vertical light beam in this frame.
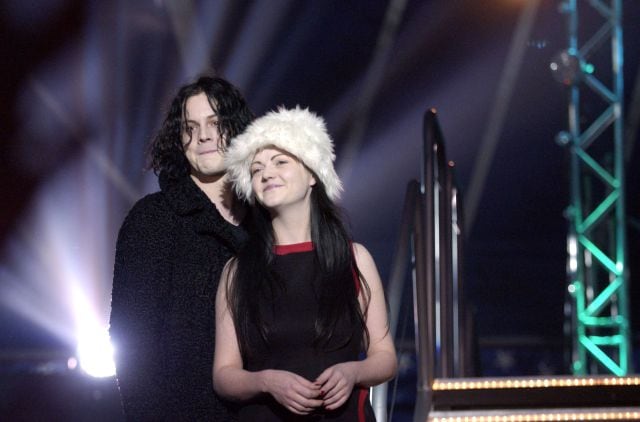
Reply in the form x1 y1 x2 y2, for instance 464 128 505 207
464 0 540 233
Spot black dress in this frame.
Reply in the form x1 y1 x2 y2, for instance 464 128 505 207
239 242 375 421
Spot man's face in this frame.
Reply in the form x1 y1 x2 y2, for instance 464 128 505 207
182 92 225 179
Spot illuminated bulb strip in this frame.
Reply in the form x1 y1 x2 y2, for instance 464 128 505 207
432 376 640 391
430 411 640 421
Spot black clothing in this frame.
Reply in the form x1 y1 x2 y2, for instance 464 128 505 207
239 242 374 421
109 174 246 421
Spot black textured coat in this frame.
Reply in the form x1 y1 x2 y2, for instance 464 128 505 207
109 174 246 421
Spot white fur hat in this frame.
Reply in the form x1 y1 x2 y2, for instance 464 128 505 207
225 106 343 203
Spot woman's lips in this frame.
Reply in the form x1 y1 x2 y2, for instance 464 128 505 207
263 184 281 192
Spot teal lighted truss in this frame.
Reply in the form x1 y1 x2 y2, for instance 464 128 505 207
559 0 630 375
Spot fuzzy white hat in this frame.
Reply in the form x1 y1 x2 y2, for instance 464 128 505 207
225 106 343 203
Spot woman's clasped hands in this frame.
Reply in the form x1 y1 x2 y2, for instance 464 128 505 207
263 362 358 415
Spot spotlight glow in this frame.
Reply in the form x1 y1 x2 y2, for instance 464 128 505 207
72 286 116 378
0 152 123 378
1 5 153 382
77 326 116 378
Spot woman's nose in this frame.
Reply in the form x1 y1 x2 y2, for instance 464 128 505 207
261 165 275 180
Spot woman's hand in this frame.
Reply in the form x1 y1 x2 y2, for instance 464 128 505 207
314 362 358 410
263 369 324 415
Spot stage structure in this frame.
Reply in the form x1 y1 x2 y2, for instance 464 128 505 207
376 106 639 420
553 0 631 375
373 109 471 422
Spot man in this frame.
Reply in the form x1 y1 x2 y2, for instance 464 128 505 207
109 75 253 420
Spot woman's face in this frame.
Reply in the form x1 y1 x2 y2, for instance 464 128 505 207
250 146 316 212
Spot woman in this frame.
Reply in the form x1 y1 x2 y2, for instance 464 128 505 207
213 106 397 421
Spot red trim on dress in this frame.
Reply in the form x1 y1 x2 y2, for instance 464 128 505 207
274 241 314 255
352 265 360 294
357 387 368 422
350 242 361 294
354 244 366 422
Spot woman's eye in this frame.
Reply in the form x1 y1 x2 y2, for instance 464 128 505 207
276 160 288 165
251 168 262 176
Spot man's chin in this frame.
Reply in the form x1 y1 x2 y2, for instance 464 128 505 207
191 170 226 183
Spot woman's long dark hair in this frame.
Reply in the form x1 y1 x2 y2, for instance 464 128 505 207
227 179 371 361
147 75 254 180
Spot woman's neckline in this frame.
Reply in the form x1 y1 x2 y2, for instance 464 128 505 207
274 241 314 255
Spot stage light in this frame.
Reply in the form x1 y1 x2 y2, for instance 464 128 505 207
67 356 78 370
550 48 597 87
555 131 572 147
0 150 122 378
72 287 116 378
76 325 116 378
550 49 583 86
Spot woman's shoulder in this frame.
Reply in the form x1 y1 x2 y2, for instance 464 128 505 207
351 242 381 284
351 242 373 261
222 256 238 274
219 257 239 284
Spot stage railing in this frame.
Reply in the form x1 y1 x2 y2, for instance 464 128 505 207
372 108 470 422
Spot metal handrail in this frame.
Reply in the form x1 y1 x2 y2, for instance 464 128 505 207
372 181 419 422
372 108 468 422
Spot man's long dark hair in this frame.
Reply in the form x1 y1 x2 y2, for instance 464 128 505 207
227 180 371 361
147 75 254 179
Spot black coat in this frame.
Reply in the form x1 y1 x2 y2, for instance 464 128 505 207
109 174 246 421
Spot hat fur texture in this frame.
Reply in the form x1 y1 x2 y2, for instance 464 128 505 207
225 106 343 203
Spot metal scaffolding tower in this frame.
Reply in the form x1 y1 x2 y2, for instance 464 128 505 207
554 0 630 375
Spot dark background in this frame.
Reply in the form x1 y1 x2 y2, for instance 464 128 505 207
1 0 639 420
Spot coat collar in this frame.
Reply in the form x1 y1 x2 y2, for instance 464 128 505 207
160 173 247 252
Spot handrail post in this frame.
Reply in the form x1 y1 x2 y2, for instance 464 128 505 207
412 109 437 422
438 144 454 378
371 181 419 422
383 108 468 420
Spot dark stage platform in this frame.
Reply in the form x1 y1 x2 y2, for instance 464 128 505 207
430 375 640 421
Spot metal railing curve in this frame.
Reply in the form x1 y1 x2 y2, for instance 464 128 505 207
372 108 472 422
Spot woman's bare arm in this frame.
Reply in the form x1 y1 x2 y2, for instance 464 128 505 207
315 243 398 410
